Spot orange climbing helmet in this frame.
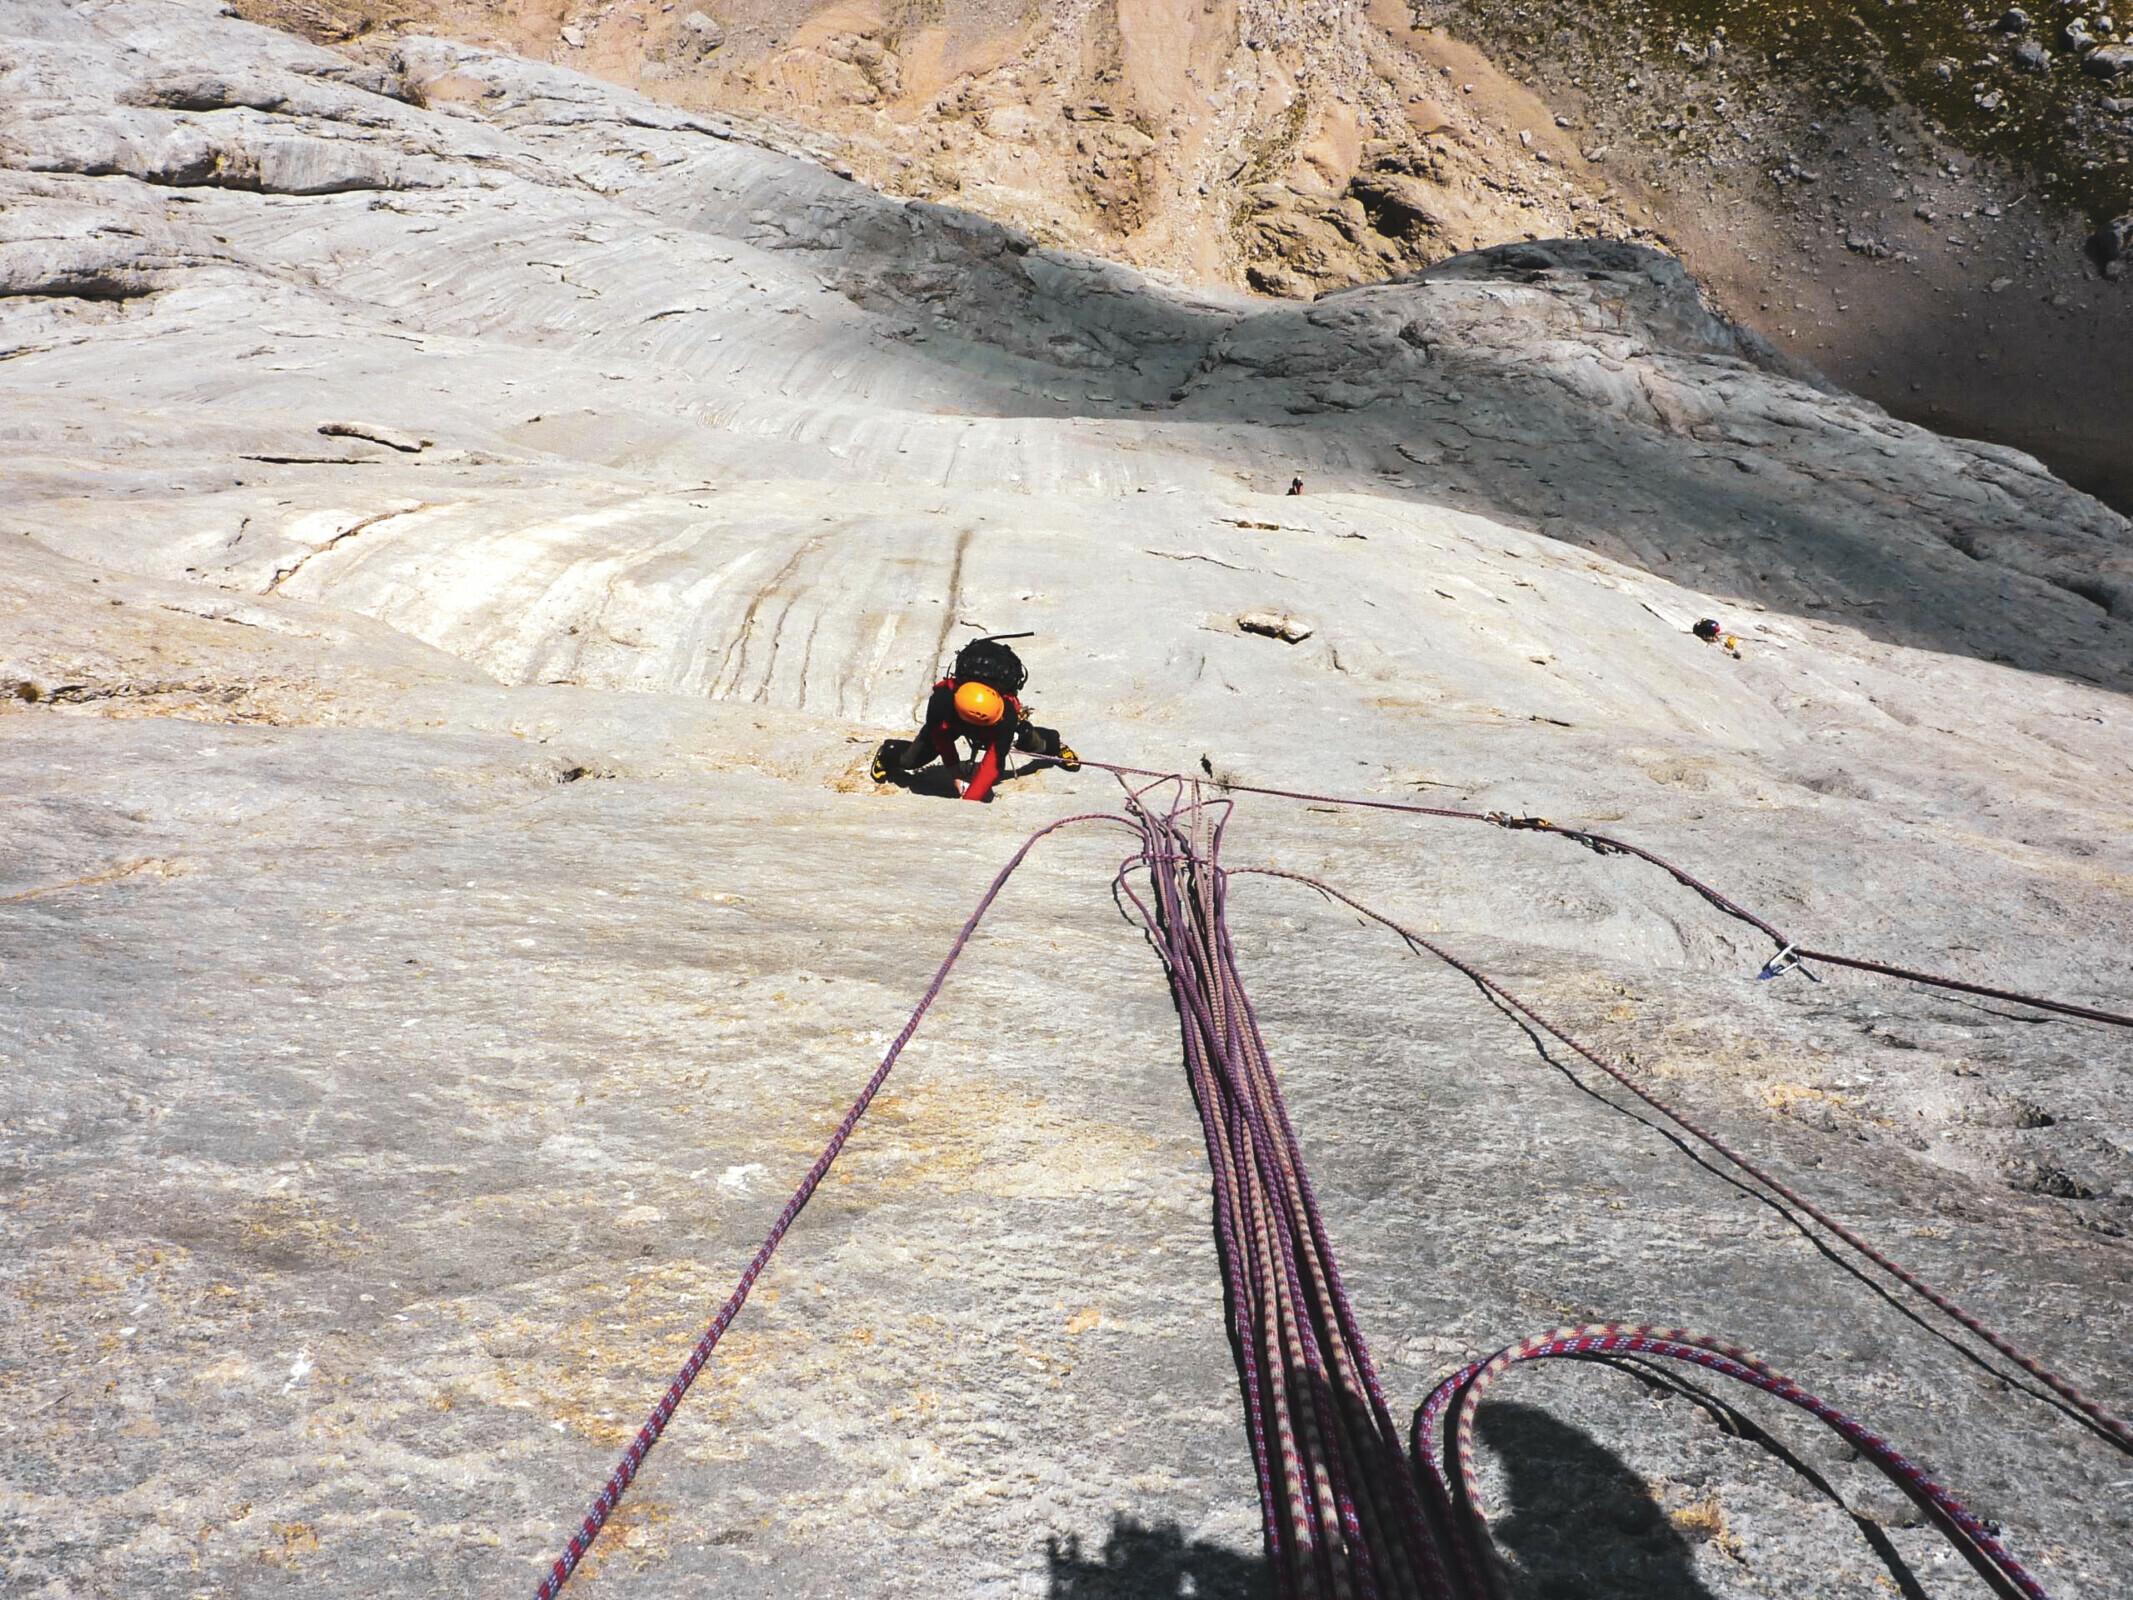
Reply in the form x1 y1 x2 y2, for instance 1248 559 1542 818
953 681 1006 727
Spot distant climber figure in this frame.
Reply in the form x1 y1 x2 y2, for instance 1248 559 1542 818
1286 476 1304 495
870 633 1079 801
1692 616 1744 658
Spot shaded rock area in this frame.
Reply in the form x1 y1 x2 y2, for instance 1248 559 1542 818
211 0 2133 514
4 5 2132 1599
1404 0 2133 513
221 0 1650 295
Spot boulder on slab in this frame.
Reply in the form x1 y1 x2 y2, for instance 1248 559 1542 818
318 422 431 452
1237 612 1314 642
680 11 723 55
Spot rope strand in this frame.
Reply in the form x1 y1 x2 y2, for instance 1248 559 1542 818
528 764 2099 1596
1412 1326 2051 1600
1045 758 2132 1030
1230 865 2133 1455
529 813 1133 1600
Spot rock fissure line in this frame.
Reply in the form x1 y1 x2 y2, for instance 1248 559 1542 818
265 504 429 592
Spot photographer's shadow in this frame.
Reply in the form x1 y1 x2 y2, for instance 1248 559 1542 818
874 761 965 798
1038 1406 1714 1600
1035 1405 1710 1600
1045 1396 1938 1600
1035 1411 1712 1600
1045 1516 1270 1599
1474 1401 1717 1600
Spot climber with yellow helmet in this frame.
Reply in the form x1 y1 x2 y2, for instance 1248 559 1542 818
870 633 1079 801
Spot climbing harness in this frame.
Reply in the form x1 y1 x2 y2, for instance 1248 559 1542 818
530 760 2126 1597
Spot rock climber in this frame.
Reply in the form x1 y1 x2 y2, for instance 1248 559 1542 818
1692 616 1743 657
870 633 1080 801
1286 476 1304 495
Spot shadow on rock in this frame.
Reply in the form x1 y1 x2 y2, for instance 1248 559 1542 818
1475 1401 1718 1600
874 756 1061 802
872 762 964 800
865 217 2133 692
1045 1516 1271 1600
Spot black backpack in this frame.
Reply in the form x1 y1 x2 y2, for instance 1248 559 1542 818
952 633 1030 695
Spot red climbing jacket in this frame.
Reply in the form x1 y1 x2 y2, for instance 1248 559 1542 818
921 677 1024 802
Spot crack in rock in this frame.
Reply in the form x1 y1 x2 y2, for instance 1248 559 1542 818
265 505 431 593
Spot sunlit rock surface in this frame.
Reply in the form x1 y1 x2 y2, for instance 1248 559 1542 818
4 5 2131 1597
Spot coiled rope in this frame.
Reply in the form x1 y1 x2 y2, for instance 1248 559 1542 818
1113 775 1446 1597
1412 1326 2049 1600
529 762 2118 1596
1133 781 2071 1600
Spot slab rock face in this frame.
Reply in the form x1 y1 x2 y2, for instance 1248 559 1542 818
5 5 2133 1600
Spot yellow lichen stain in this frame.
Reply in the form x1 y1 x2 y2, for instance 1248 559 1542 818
1760 1082 1859 1115
252 1518 322 1569
571 1499 674 1583
842 1078 1158 1202
824 761 879 794
1670 1494 1727 1544
887 1386 941 1424
1669 1493 1745 1561
233 1194 366 1265
1065 1305 1101 1336
458 1262 813 1445
1933 823 2133 899
0 855 192 903
196 1353 252 1386
1012 1336 1057 1373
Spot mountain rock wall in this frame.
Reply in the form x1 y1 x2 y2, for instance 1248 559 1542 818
4 5 2131 1598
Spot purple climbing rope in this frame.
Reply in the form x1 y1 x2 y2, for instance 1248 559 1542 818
1111 777 1447 1597
1231 863 2133 1457
1054 758 2133 1030
530 811 1132 1600
530 766 2092 1597
1412 1325 2050 1600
